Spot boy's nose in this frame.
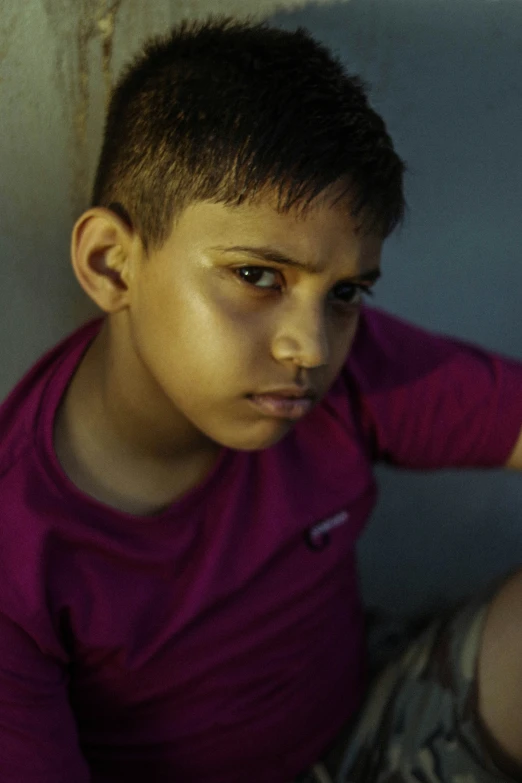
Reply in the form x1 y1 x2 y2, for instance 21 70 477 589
271 305 329 369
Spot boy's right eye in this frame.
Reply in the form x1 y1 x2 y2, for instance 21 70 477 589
235 266 283 291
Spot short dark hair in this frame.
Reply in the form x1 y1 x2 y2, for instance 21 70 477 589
92 17 406 249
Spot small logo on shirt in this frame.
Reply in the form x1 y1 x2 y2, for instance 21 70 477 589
305 510 350 551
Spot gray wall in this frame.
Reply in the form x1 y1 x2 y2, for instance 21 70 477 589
2 0 522 614
270 0 522 613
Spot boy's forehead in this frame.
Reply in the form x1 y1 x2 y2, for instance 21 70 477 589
174 189 382 265
178 184 351 236
175 179 352 223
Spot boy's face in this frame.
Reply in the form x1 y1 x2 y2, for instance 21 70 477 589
124 187 382 451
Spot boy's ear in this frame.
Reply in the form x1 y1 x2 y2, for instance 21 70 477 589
71 207 141 313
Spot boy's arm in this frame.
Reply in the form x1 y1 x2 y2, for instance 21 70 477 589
505 426 522 469
0 610 91 782
347 307 522 470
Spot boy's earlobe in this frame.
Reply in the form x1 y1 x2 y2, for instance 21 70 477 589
71 208 136 314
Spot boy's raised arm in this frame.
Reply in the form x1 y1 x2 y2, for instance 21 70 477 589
505 425 522 469
0 610 91 782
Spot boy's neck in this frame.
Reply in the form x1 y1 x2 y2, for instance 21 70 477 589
54 319 221 516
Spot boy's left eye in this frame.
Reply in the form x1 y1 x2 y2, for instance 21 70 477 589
330 281 372 306
235 266 282 289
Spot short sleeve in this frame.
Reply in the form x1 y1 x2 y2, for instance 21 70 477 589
0 611 90 782
344 307 522 469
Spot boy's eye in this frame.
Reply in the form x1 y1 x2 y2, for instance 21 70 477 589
330 281 372 306
236 266 282 290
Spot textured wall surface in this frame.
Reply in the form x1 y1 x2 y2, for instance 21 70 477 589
2 0 522 613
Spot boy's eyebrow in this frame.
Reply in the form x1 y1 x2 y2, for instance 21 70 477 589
212 245 381 282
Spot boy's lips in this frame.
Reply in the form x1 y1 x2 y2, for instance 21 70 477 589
246 387 317 420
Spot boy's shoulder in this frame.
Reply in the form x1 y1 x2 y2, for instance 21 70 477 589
0 319 102 482
347 305 477 392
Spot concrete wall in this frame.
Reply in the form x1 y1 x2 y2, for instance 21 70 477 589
2 0 522 614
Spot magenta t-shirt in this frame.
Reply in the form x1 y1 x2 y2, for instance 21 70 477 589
1 307 522 783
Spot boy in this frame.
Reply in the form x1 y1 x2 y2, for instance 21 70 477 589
1 15 522 783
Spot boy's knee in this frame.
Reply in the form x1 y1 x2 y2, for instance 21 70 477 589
477 568 522 765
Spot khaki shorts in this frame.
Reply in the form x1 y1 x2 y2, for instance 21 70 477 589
295 576 522 783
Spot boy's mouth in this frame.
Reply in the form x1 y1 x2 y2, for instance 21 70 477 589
246 387 316 420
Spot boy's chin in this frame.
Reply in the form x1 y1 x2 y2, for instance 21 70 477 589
215 421 294 452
